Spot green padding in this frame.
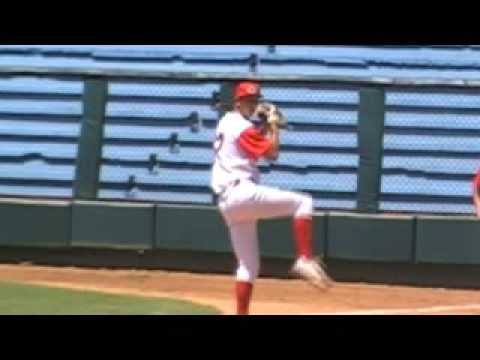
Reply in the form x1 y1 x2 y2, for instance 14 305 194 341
71 201 154 250
327 213 414 262
259 216 327 259
155 205 230 253
0 200 70 247
416 216 480 265
155 205 327 259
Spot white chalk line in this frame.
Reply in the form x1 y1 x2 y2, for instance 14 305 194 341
304 303 480 315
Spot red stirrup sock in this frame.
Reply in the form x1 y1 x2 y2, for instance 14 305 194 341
235 281 253 315
293 217 313 259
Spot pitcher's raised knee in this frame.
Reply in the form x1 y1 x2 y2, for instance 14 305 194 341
295 193 313 218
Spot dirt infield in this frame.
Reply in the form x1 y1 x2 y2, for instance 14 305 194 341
1 264 480 315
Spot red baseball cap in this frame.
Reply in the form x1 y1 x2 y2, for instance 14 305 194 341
234 81 261 100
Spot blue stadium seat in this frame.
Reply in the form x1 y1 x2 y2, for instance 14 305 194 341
0 142 77 159
100 166 210 187
386 112 480 130
0 78 83 95
0 185 72 198
314 198 356 210
258 64 480 78
0 45 270 54
380 201 473 214
383 156 479 175
98 189 213 204
0 120 80 137
259 108 358 126
0 163 74 180
104 125 177 141
280 131 357 148
382 176 470 196
384 134 480 152
106 103 218 120
387 92 480 110
109 82 219 99
274 152 359 168
0 55 251 73
273 46 480 63
0 99 82 116
102 145 213 163
262 172 357 192
261 87 358 105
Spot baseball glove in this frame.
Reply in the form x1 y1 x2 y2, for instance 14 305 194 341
255 102 288 129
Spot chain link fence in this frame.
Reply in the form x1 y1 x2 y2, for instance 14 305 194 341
0 75 83 199
97 80 360 211
1 69 480 215
381 87 480 215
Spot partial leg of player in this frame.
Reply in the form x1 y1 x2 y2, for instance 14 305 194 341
219 180 332 314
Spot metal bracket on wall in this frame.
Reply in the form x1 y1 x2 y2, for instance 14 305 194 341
169 133 180 154
126 175 137 198
149 154 159 174
188 112 201 133
249 54 259 73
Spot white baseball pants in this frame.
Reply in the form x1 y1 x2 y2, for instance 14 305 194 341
218 180 313 283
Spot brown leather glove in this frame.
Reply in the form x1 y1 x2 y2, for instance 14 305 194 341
255 102 288 129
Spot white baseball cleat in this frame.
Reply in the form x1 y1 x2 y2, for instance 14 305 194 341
291 257 333 291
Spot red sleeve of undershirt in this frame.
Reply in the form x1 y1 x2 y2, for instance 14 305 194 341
237 126 273 161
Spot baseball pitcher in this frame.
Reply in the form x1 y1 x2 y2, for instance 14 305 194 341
210 81 332 315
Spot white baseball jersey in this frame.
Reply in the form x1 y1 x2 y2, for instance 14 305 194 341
210 111 271 195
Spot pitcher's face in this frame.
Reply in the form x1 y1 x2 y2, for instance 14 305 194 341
236 95 260 119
